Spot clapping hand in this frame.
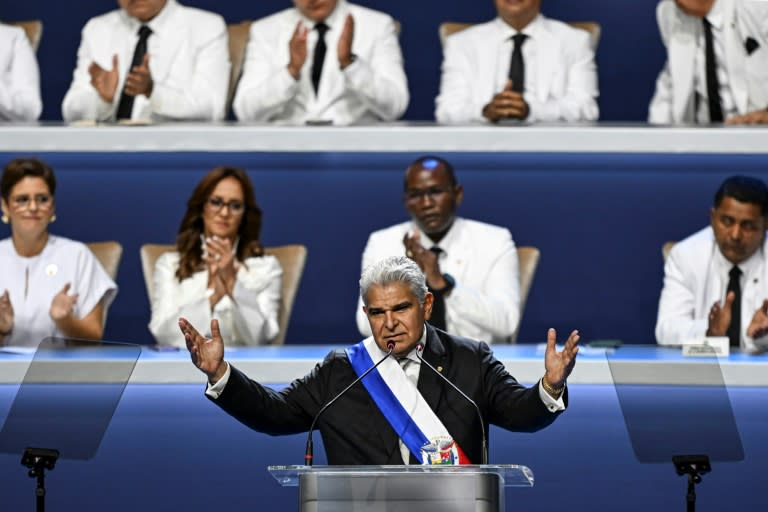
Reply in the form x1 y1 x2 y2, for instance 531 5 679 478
0 290 14 337
49 283 78 321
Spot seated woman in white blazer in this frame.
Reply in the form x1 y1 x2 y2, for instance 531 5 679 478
149 166 282 347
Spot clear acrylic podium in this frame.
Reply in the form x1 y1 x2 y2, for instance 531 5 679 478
268 464 533 512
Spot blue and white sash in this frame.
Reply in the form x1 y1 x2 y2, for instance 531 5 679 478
346 337 469 464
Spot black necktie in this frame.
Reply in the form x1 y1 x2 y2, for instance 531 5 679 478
702 18 723 123
428 247 447 331
508 33 528 93
116 25 152 120
726 266 742 347
311 23 329 95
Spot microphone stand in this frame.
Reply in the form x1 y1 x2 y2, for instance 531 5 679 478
416 345 488 465
304 344 394 465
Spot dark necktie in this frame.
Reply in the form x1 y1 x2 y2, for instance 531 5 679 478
726 266 742 347
116 25 153 120
702 18 723 123
311 22 329 95
428 247 447 331
508 33 528 93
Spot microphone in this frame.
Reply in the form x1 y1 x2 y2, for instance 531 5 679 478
415 343 488 465
304 343 394 465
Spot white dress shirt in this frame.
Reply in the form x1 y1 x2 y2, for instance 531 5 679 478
233 0 408 124
656 226 768 351
356 218 520 343
62 0 229 122
0 236 117 347
0 24 42 121
149 252 282 347
435 15 599 124
649 0 768 124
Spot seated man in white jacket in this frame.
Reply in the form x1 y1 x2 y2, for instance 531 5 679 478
233 0 408 125
656 176 768 351
62 0 229 123
648 0 768 125
356 156 520 344
0 23 42 121
435 0 599 124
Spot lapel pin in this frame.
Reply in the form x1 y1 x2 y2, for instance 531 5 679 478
437 366 443 373
45 263 58 277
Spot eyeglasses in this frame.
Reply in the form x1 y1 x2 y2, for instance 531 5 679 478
206 196 245 214
10 193 53 210
404 187 451 203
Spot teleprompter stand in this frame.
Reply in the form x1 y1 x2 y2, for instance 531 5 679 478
21 447 60 512
0 338 140 511
672 454 711 512
607 345 743 512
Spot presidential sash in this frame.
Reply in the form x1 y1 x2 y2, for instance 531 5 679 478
345 337 471 465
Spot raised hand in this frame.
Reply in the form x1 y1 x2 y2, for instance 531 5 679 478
49 283 78 321
543 328 580 389
287 21 309 80
179 317 227 382
0 290 14 337
338 14 355 69
124 53 153 97
707 292 735 336
482 79 529 122
88 54 119 103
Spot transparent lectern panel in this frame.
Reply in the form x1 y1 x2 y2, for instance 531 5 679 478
268 465 532 512
607 345 744 463
0 337 140 460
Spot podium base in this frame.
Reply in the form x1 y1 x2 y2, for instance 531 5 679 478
299 471 501 512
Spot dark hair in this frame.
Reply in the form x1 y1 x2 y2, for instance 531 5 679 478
403 155 458 189
1 158 57 201
175 166 264 281
714 176 768 217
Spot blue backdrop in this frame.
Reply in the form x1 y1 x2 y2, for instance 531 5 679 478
2 0 664 121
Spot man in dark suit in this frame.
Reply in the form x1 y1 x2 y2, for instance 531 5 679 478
179 256 580 465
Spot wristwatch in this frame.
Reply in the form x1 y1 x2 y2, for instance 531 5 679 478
432 273 456 294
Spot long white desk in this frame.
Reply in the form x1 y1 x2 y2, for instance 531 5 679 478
1 123 767 153
2 345 767 386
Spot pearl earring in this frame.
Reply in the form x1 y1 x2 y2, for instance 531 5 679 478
1 215 8 224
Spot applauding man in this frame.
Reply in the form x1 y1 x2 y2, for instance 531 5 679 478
657 176 768 351
62 0 229 123
233 0 408 125
356 156 521 343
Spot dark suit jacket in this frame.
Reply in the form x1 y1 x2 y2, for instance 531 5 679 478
212 324 565 465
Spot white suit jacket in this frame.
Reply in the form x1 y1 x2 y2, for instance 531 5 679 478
233 0 408 124
435 16 599 123
655 226 768 351
62 0 229 122
0 24 42 121
356 218 520 344
649 0 768 124
148 252 282 347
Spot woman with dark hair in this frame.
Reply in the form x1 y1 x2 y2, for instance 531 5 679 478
149 166 282 347
0 158 117 346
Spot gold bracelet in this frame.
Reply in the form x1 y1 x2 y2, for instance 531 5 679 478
541 375 564 397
